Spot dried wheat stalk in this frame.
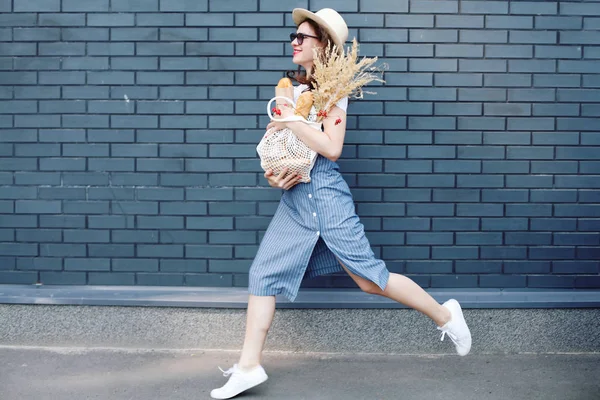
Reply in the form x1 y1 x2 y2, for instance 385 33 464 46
311 38 385 122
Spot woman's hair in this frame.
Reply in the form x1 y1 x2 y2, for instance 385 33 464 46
286 18 333 92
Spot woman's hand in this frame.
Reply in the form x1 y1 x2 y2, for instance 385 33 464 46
264 168 301 190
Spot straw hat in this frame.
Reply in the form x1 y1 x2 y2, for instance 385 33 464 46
292 8 348 51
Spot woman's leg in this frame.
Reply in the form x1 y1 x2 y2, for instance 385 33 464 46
210 295 275 399
237 294 276 370
338 261 451 327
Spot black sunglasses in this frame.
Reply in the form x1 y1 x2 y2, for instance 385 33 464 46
290 32 319 45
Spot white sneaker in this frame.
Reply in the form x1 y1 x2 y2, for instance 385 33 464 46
210 364 268 399
437 299 472 356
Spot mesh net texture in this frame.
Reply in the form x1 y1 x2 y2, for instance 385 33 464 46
256 93 321 183
256 124 319 183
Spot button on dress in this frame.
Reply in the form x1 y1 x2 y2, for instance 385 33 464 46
249 85 390 302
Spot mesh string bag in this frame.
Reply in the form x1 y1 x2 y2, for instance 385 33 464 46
256 96 321 183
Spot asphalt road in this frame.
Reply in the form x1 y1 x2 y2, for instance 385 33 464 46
1 346 599 400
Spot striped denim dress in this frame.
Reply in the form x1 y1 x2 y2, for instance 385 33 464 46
248 154 390 302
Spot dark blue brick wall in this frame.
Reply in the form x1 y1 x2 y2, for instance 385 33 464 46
0 0 599 290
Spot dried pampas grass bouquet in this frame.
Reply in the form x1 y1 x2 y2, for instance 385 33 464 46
312 38 386 122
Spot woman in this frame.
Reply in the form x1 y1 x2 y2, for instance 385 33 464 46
211 8 472 400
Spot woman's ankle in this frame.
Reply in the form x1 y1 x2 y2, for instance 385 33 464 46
237 361 260 372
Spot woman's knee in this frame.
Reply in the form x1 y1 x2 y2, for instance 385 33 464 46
357 280 383 295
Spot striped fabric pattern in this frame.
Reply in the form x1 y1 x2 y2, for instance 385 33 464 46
248 155 390 302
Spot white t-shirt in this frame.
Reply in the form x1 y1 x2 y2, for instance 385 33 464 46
294 84 348 113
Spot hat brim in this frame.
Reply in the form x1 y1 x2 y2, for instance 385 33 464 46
292 8 344 52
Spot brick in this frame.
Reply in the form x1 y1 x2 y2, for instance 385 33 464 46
553 260 599 274
434 160 481 173
88 272 134 285
186 13 233 26
0 158 37 172
361 28 407 43
0 72 36 85
0 43 36 57
578 219 600 234
557 118 598 132
39 272 85 285
88 215 134 228
137 42 183 56
458 117 505 131
138 13 184 26
63 87 110 100
15 86 59 99
409 88 456 101
457 203 503 215
432 189 478 203
14 0 59 11
462 1 508 14
555 233 600 246
406 174 454 188
457 232 503 245
88 13 135 26
507 204 552 217
559 60 600 73
435 131 482 145
39 100 86 114
484 103 530 116
38 13 85 26
185 273 232 287
62 115 109 129
533 104 579 117
561 2 600 16
160 173 209 187
39 71 85 85
509 175 557 192
531 161 578 174
62 0 108 10
13 28 60 42
409 29 457 43
112 115 158 129
459 29 507 44
16 228 62 243
455 261 502 274
160 0 206 11
507 118 554 131
39 188 86 200
558 89 600 103
531 190 576 203
110 0 158 11
137 158 184 172
383 245 429 260
535 45 582 59
16 257 61 271
137 244 184 258
510 31 557 45
481 246 527 259
209 27 256 41
432 275 478 287
160 259 206 273
137 188 184 201
112 258 158 272
63 201 109 214
14 172 59 185
504 261 550 274
62 28 109 41
160 28 207 41
62 144 109 157
40 244 86 257
39 215 84 229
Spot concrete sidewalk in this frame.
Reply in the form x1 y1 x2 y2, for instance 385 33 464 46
1 346 598 400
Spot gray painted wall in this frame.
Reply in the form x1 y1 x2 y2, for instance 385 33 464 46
0 0 599 290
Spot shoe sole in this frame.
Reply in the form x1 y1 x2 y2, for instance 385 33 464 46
210 374 268 400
